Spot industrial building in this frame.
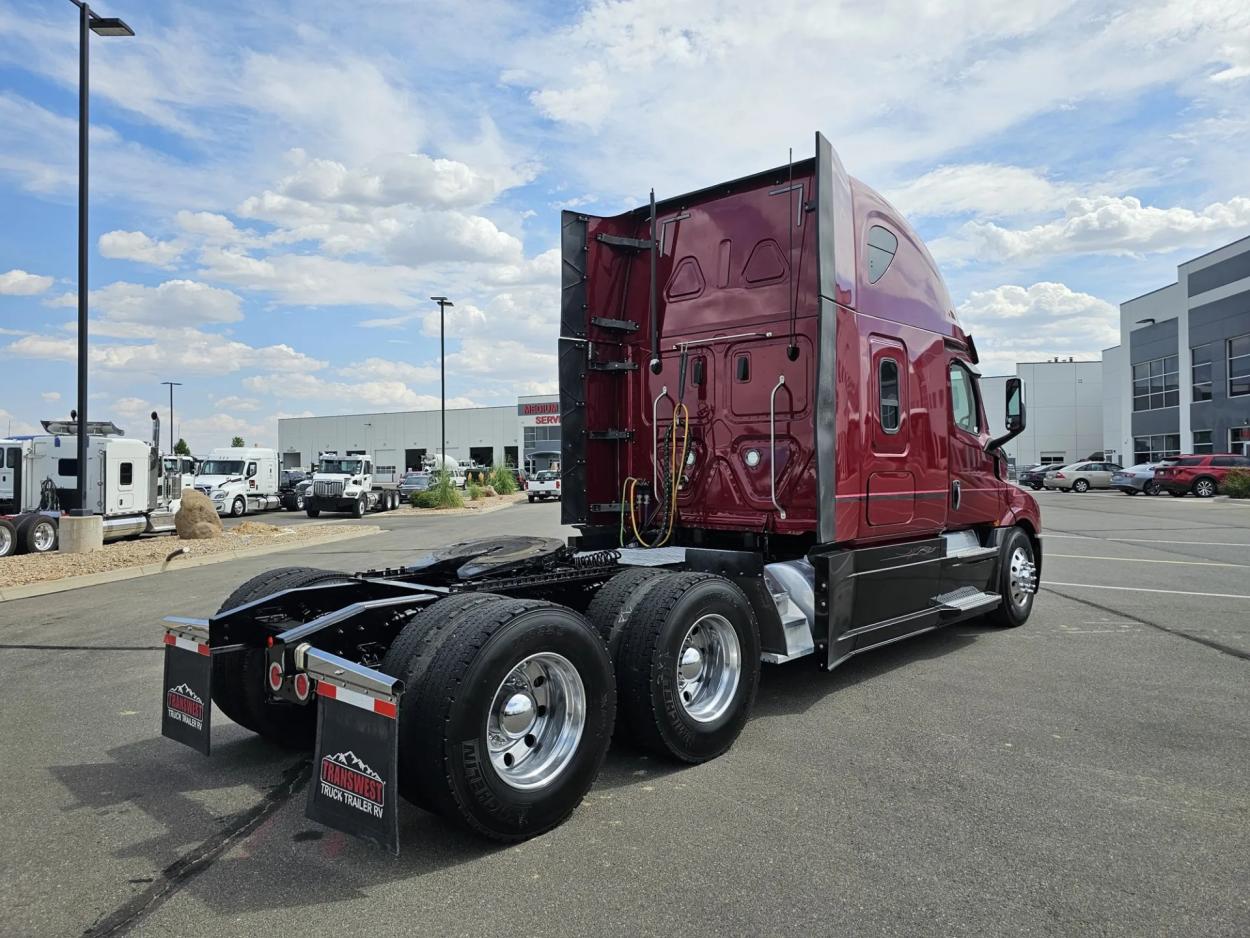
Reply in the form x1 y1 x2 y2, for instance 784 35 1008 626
1103 234 1250 464
983 359 1104 469
277 393 560 480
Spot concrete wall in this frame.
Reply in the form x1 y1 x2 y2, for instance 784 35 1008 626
1102 345 1123 463
982 362 1102 467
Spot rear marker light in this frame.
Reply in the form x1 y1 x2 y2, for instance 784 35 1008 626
268 662 283 691
293 672 311 701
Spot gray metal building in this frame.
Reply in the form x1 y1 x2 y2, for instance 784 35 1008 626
982 359 1104 468
277 393 562 481
1105 234 1250 464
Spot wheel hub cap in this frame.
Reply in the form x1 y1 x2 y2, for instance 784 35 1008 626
675 614 742 724
1008 547 1038 606
486 652 586 791
33 523 55 552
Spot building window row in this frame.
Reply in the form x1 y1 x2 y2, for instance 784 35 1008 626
1191 344 1213 401
1132 356 1178 411
523 425 560 445
1230 335 1250 398
1133 433 1181 465
1192 430 1213 455
1233 427 1250 456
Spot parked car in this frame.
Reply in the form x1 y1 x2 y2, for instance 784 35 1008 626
398 471 433 499
1016 464 1050 490
1153 454 1250 498
528 470 561 502
1109 463 1162 496
1042 460 1123 493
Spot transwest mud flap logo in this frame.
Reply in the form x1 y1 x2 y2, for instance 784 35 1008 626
320 751 385 818
166 682 205 731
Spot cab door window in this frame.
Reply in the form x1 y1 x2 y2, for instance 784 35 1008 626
949 363 980 434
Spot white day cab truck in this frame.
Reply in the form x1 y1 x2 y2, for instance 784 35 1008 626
194 447 281 517
305 452 402 518
1 414 182 556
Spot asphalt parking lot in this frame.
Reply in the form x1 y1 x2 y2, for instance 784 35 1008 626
1 496 1247 937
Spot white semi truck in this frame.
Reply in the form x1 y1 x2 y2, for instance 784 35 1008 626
194 447 281 517
305 451 401 518
0 413 182 555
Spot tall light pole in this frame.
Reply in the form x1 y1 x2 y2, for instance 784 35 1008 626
160 380 181 452
68 0 134 516
430 296 453 469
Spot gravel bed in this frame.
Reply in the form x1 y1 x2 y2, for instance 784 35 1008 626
1 523 380 589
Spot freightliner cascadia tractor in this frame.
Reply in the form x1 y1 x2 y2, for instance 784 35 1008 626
160 133 1041 851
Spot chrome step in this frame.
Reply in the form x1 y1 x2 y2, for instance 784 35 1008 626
945 545 998 562
933 586 1001 613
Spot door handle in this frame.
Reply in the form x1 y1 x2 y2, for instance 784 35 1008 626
950 480 962 511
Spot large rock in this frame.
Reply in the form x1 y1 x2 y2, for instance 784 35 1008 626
175 490 223 539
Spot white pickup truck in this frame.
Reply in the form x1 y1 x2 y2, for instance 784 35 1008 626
527 469 561 502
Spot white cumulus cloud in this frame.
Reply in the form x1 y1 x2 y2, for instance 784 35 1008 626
99 231 184 267
0 268 54 295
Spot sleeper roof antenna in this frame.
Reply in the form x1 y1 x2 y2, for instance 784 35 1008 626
649 188 662 374
786 147 799 362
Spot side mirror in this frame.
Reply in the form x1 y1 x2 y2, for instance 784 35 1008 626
1005 377 1025 432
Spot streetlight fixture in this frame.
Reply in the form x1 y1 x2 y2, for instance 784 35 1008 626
160 381 181 453
67 0 134 524
430 296 453 470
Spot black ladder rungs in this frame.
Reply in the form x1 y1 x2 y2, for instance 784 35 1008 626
595 233 654 250
590 316 639 333
589 429 634 441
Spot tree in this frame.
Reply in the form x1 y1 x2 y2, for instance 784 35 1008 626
173 438 191 456
230 435 245 447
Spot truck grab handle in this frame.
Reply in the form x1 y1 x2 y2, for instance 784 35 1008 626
770 375 787 520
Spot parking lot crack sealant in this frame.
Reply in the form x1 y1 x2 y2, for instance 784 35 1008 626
81 758 312 937
1041 587 1250 662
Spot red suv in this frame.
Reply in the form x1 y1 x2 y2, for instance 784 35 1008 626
1153 454 1250 497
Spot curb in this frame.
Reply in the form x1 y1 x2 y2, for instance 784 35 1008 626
0 527 380 603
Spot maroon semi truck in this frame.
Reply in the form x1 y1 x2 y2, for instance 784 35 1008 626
159 133 1041 851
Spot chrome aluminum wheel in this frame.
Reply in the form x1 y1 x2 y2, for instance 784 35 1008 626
486 652 586 791
1008 546 1038 607
0 525 12 556
1195 479 1216 498
32 520 57 552
675 613 741 723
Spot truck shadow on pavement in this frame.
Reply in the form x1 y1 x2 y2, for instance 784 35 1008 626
53 624 988 928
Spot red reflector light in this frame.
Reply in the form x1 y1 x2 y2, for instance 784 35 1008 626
374 699 398 719
268 662 283 691
163 633 175 646
266 636 274 648
556 480 560 488
293 672 310 700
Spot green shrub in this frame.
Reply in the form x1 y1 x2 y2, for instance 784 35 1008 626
1221 468 1250 499
467 483 483 500
412 471 464 509
489 464 517 495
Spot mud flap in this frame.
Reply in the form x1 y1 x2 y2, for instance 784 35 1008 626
300 647 403 854
160 618 213 755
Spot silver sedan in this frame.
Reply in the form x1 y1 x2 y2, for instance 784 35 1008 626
1110 463 1162 495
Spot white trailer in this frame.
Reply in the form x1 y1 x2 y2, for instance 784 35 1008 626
194 447 281 517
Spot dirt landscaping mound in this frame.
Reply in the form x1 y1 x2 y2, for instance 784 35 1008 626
176 490 223 539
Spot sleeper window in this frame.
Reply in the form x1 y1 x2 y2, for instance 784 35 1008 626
119 462 133 485
879 358 901 432
867 226 898 283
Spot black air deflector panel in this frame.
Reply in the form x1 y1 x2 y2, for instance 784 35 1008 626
560 211 590 524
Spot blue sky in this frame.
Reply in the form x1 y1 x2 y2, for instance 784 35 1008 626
1 0 1248 449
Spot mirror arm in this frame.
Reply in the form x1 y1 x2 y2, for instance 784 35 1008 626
985 425 1024 454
